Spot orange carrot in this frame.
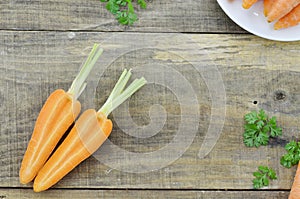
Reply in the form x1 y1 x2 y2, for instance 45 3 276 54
19 90 80 184
264 0 273 16
289 162 300 199
19 44 103 184
274 4 300 29
33 110 112 192
267 0 300 22
242 0 258 9
33 69 147 192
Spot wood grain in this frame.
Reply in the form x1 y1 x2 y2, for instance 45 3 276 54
0 189 289 199
0 31 300 191
0 0 244 33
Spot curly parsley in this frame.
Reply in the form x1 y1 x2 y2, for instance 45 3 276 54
100 0 147 25
252 166 277 189
243 109 282 147
280 140 300 168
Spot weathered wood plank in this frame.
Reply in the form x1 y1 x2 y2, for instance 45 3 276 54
0 0 244 33
0 189 290 199
0 31 300 190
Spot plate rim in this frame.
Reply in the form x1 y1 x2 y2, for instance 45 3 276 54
216 0 300 42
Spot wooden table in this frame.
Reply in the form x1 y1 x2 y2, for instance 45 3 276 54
1 0 300 198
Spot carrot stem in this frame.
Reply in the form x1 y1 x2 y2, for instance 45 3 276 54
98 69 147 117
105 69 132 103
68 44 103 99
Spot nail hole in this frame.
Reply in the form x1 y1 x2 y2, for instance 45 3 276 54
68 32 76 39
253 100 258 105
274 90 287 101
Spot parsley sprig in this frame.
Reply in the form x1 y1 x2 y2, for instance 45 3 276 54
243 109 282 147
100 0 147 25
280 140 300 168
252 166 277 189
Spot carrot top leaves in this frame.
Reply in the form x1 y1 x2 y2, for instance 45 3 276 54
98 69 147 117
68 44 103 100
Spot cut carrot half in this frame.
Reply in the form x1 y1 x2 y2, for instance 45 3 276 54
19 44 103 184
274 4 300 30
267 0 300 22
264 0 273 16
242 0 258 9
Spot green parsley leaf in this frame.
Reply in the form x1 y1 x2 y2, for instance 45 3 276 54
243 109 282 147
244 111 259 124
106 0 120 14
280 140 300 168
252 166 277 189
138 0 147 9
258 109 267 121
116 0 127 6
268 169 277 180
269 116 282 137
100 0 147 25
253 171 262 178
258 165 269 173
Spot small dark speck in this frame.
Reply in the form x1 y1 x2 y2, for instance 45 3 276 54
253 100 258 105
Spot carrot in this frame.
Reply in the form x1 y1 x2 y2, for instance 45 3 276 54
19 44 103 184
263 0 273 16
289 162 300 199
33 69 147 192
267 0 300 22
242 0 258 9
274 4 300 29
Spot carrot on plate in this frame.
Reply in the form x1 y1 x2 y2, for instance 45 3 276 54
33 69 147 192
19 44 103 184
288 161 300 199
274 4 300 29
267 0 300 22
263 0 273 16
242 0 258 9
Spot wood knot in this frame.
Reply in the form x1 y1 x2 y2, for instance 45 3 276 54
274 90 287 101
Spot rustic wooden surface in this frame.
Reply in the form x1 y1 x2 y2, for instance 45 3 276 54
0 189 290 199
1 0 300 198
0 0 244 32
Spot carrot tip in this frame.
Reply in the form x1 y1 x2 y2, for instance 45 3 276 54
19 178 29 185
19 168 35 184
242 5 250 9
274 26 280 30
33 182 45 192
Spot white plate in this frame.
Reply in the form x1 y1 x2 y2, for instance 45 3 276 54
217 0 300 41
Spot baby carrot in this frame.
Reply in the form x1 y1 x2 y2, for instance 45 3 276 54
288 162 300 199
33 69 146 192
19 44 103 184
274 4 300 29
267 0 300 22
242 0 258 9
